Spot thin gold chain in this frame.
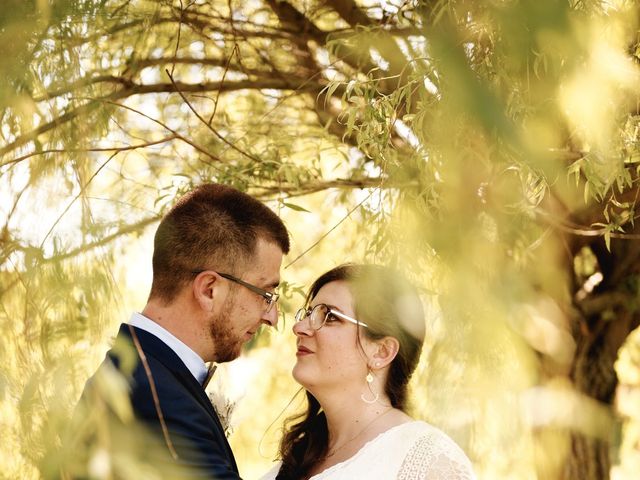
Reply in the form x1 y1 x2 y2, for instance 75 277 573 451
325 407 394 458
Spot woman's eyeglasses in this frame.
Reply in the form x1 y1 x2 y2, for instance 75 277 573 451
294 303 368 330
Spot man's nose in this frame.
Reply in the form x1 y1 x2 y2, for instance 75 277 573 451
262 303 278 328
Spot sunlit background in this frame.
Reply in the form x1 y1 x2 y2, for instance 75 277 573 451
1 1 640 479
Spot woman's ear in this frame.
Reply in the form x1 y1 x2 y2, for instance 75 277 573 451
370 336 400 369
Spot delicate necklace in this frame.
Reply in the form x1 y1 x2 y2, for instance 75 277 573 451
325 407 394 458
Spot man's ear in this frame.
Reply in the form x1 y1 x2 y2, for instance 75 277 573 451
192 271 220 311
370 336 400 369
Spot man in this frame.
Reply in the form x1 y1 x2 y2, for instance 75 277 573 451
68 183 290 479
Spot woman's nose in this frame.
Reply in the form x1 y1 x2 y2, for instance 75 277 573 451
292 317 313 336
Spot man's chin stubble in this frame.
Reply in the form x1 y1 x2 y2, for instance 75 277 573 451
208 305 242 363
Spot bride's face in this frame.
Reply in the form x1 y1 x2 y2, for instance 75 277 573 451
292 280 371 394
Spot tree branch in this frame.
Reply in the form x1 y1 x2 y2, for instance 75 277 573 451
577 290 637 318
40 216 161 264
1 78 325 159
165 70 262 163
1 135 177 168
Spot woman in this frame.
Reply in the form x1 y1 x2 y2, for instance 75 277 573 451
262 264 475 480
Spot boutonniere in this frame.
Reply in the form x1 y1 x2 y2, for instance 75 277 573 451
205 365 237 437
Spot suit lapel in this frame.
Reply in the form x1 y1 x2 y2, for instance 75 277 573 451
117 325 227 437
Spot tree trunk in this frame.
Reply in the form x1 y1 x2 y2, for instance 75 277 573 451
563 231 640 479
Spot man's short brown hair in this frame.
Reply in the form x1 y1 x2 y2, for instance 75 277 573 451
149 184 290 302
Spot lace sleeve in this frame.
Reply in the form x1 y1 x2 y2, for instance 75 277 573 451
397 434 476 480
259 462 281 480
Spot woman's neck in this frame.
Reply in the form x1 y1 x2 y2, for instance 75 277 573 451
323 400 393 448
314 392 408 467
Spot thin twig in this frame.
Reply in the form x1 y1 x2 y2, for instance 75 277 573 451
208 44 238 125
170 0 186 78
101 100 222 165
39 151 120 249
165 69 263 163
252 177 399 197
285 190 375 269
537 208 640 240
1 78 321 159
0 135 177 168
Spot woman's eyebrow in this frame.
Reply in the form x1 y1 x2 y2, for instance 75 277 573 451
325 304 347 314
308 302 341 311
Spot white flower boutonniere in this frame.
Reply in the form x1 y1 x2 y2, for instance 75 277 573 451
205 364 237 438
207 389 236 437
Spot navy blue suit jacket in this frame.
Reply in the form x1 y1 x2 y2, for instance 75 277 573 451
76 324 241 479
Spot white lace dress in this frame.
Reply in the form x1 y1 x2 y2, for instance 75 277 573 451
260 421 475 480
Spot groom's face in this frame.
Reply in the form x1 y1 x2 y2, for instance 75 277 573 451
208 238 283 362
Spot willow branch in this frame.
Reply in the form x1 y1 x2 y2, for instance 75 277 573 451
39 152 120 249
41 216 161 264
101 100 222 165
250 177 407 199
577 290 636 316
537 208 640 241
35 57 274 102
53 13 298 49
1 135 177 168
285 190 375 269
1 78 323 159
166 70 263 163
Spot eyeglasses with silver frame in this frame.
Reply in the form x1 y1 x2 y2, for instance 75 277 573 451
294 303 368 330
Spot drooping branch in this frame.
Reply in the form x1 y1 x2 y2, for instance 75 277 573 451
250 177 413 198
1 78 325 159
166 70 262 164
41 215 161 264
1 135 177 168
324 0 416 83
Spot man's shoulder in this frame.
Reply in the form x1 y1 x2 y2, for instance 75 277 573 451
105 324 186 377
80 325 180 403
106 326 187 389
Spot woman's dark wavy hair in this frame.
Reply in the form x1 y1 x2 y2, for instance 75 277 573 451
276 264 425 479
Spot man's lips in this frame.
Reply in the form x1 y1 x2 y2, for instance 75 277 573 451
297 345 313 355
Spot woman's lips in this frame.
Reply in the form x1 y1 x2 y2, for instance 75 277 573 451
296 345 313 356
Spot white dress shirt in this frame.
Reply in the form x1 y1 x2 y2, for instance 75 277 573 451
128 312 209 386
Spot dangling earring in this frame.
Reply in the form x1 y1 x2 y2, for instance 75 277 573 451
361 368 379 404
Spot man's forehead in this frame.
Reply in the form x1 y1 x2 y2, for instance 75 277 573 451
248 238 283 282
254 238 284 262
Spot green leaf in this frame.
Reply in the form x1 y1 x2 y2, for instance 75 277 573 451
584 181 590 204
325 81 341 105
282 202 311 213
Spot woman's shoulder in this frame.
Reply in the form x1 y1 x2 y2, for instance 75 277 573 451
395 421 476 479
400 420 462 440
305 421 475 480
375 419 455 444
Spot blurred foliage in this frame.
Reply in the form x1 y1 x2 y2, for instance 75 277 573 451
613 327 640 479
2 0 640 479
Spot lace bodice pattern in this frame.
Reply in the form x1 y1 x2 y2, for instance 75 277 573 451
260 421 475 480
